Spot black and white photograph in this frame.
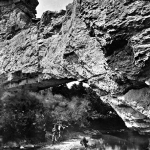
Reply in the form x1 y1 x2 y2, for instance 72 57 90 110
0 0 150 149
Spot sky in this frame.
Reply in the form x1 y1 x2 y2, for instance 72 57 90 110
67 81 89 89
36 0 73 18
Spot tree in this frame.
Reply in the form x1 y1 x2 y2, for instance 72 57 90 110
0 90 46 143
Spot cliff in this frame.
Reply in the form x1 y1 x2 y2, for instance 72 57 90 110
1 0 150 134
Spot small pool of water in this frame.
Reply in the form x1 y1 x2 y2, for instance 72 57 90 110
92 129 150 150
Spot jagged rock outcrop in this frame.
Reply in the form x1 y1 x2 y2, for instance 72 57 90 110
0 0 39 41
1 0 150 133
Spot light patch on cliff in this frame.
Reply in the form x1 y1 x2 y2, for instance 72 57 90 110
67 81 89 89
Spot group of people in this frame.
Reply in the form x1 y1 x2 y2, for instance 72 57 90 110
51 122 89 149
51 122 68 144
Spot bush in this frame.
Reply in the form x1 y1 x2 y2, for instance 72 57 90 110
0 90 46 143
0 83 118 144
50 83 119 127
50 96 90 127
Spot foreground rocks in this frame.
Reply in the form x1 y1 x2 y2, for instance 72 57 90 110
1 0 150 133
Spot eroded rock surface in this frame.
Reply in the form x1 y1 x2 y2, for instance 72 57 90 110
1 0 150 133
101 88 150 134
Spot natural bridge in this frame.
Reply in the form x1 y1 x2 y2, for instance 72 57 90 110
1 0 150 134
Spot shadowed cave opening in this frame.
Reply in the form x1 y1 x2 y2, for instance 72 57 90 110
104 38 128 57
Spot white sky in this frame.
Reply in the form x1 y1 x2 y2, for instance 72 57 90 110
67 81 89 89
36 0 73 18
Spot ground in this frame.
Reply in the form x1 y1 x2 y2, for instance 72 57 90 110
40 130 103 150
40 135 101 150
42 138 85 150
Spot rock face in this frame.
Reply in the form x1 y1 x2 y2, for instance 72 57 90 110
1 0 150 133
0 0 38 41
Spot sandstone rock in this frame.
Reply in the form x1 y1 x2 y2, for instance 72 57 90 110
0 0 38 41
102 88 150 134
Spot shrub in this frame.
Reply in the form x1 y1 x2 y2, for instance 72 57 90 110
50 83 117 126
0 90 46 143
49 96 90 127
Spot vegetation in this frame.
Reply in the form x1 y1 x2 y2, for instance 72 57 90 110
0 83 118 144
52 83 115 120
0 90 46 143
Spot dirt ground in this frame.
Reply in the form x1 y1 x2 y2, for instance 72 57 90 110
40 135 102 150
42 138 83 150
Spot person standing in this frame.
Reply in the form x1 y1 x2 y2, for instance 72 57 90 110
58 123 68 141
51 124 58 145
